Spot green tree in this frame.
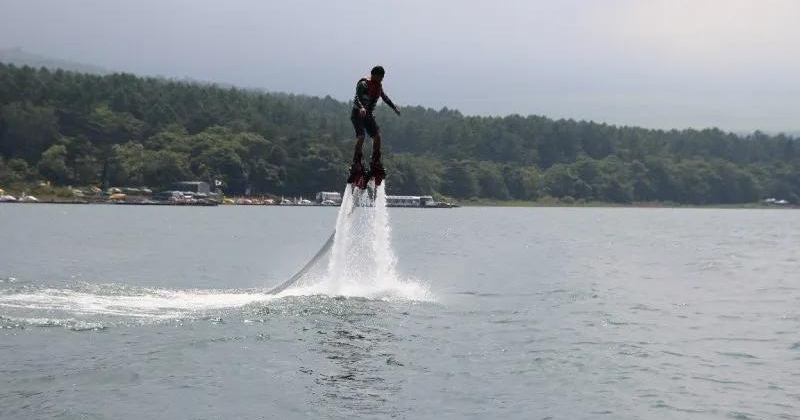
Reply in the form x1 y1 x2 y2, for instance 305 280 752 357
192 145 248 193
595 157 634 203
442 161 480 198
505 166 543 200
0 157 37 184
141 149 192 189
386 154 442 195
543 163 589 199
286 143 343 194
108 143 146 186
37 144 71 184
0 102 60 161
475 161 510 199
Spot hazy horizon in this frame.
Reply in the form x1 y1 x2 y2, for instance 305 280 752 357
1 0 798 132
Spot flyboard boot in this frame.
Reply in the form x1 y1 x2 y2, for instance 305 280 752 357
347 152 369 190
369 151 386 186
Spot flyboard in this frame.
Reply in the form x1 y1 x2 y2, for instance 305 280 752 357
266 171 383 295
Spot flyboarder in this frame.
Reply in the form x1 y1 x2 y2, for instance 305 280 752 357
348 65 401 189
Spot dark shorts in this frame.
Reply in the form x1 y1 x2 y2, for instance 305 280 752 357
350 108 379 138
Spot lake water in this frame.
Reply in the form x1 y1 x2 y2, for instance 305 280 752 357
1 202 799 419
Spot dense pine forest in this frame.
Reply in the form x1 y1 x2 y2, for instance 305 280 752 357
0 62 798 204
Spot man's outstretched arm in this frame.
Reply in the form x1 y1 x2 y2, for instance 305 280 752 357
381 91 401 115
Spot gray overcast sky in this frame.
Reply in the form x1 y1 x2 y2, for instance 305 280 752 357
1 0 798 131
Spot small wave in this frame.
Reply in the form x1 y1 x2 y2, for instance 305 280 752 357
691 375 747 385
696 337 776 343
630 303 661 312
651 401 707 414
603 318 631 326
454 291 502 297
661 350 689 358
727 411 756 420
716 351 758 359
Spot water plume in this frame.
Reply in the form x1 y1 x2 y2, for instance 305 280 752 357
280 181 431 301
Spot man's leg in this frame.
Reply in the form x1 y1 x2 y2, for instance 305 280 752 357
369 133 385 185
371 133 381 162
353 135 365 163
348 135 367 185
365 117 381 167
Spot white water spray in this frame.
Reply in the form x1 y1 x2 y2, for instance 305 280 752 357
285 181 430 300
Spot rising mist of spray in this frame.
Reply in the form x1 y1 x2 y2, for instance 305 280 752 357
322 182 399 296
274 180 431 300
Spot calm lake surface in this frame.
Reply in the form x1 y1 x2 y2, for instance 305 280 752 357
1 204 799 420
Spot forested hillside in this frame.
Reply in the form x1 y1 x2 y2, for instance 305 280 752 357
1 63 798 203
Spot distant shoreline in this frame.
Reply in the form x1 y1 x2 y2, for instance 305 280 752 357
1 182 795 210
2 198 796 210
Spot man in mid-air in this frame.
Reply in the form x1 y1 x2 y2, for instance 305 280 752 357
348 65 401 188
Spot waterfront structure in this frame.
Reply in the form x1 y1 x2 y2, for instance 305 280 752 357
385 195 435 207
316 191 342 205
173 181 211 194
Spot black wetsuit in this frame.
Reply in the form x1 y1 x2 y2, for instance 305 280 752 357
350 77 397 138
